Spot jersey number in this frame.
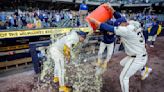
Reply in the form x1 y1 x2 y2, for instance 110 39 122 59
137 32 144 43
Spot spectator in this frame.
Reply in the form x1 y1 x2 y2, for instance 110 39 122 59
39 13 44 21
21 14 27 28
0 20 6 30
145 0 149 3
9 15 15 28
27 21 34 29
0 12 6 22
13 15 18 28
35 17 42 28
55 13 61 23
68 12 73 20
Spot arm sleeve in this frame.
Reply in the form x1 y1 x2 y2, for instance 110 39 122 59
128 20 141 30
113 12 122 19
100 23 115 33
114 26 129 37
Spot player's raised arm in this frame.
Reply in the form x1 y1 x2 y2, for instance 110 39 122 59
88 18 114 33
100 23 115 33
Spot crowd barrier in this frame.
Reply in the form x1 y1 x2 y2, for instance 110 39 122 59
0 27 91 69
0 27 91 39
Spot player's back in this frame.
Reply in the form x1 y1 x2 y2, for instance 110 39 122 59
53 31 79 53
119 24 147 56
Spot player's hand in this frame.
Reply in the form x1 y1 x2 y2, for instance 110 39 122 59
88 18 97 23
88 18 101 28
104 3 115 13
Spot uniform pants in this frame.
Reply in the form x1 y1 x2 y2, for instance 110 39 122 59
142 30 148 42
120 55 147 92
98 42 114 63
50 46 65 86
114 43 121 53
148 35 157 42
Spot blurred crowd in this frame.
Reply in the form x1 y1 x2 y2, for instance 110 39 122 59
0 9 163 31
122 12 163 32
90 0 152 4
0 9 80 30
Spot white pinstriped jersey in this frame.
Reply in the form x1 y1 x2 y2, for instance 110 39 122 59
52 31 80 53
115 21 147 56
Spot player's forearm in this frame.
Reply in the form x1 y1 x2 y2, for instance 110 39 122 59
100 23 115 33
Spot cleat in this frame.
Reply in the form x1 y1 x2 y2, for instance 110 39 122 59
141 67 152 80
95 62 107 76
96 59 102 67
53 77 59 83
59 86 71 92
101 62 108 69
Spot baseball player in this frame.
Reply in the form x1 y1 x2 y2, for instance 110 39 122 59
147 19 162 47
88 4 152 92
97 20 115 70
49 30 87 92
96 13 122 71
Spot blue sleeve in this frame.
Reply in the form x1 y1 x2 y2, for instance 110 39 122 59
100 23 115 33
106 20 113 25
113 12 121 19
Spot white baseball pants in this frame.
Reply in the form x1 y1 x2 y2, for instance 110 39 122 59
50 46 65 86
120 55 147 92
148 35 157 42
98 42 114 63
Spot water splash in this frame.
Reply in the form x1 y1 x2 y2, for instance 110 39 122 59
34 30 102 92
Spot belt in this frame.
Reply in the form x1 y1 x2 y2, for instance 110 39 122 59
131 54 147 58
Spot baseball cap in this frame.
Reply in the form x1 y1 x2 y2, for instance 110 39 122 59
113 12 122 19
114 17 127 26
76 31 88 39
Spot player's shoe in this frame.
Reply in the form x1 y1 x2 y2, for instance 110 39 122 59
101 62 108 69
96 59 102 67
141 67 152 80
59 86 71 92
150 45 154 48
53 76 59 83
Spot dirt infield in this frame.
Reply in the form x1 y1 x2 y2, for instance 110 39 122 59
102 37 164 92
0 37 164 92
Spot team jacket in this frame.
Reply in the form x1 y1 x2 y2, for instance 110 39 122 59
148 23 162 36
100 20 115 44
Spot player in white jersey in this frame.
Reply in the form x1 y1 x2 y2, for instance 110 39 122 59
49 30 87 92
88 4 152 92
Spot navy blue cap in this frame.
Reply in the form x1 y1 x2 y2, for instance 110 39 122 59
76 31 88 38
113 12 122 19
114 17 127 26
